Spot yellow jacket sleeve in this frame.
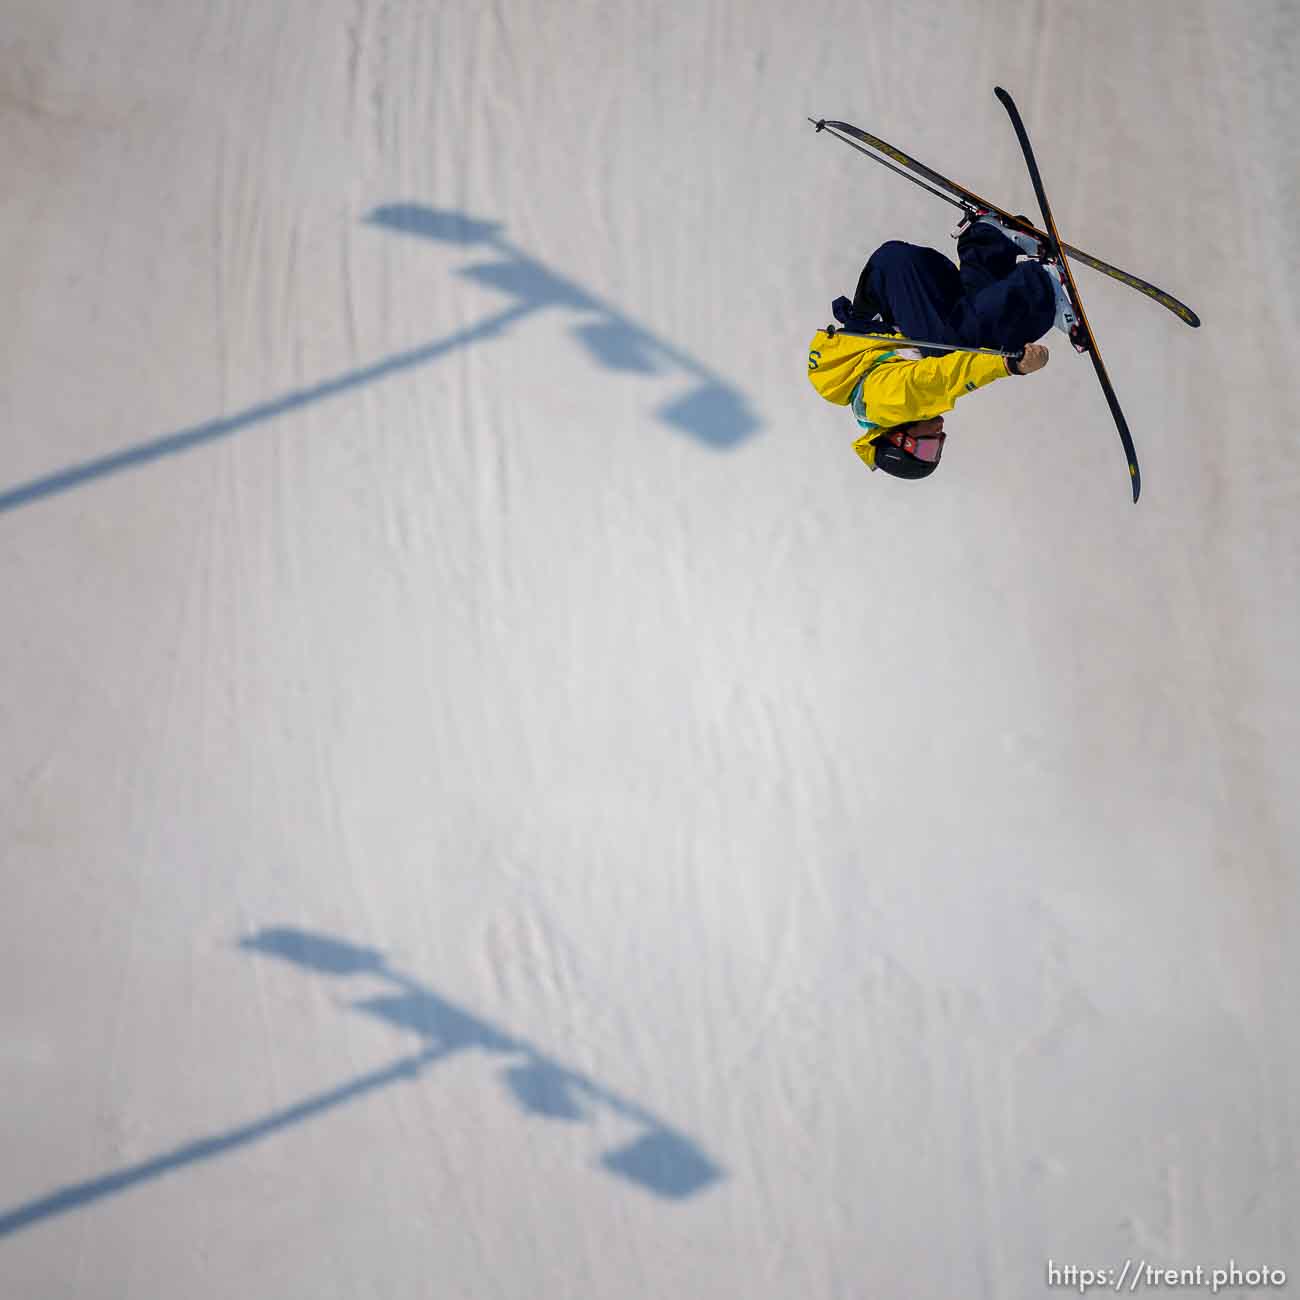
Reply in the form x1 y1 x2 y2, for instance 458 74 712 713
857 350 1012 428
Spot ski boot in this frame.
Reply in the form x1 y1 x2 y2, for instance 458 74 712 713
953 207 1045 258
1036 257 1090 353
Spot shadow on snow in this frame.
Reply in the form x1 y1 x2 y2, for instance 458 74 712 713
0 927 723 1238
0 206 759 513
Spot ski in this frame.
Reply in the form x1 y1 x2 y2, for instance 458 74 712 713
992 86 1142 502
810 118 1200 330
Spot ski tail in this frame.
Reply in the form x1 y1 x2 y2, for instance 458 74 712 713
1062 244 1200 328
814 118 1009 217
993 87 1142 503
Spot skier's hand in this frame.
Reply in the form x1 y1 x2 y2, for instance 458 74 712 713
1012 343 1049 375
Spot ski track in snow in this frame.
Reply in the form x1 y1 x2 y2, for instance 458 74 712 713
2 1 1299 1296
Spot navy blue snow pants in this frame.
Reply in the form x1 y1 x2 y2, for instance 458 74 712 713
852 223 1055 353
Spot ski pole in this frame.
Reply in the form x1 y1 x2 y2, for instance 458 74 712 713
827 328 1024 362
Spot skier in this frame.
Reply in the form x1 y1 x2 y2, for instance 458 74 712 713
807 216 1076 479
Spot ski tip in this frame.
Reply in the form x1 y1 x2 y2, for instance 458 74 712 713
1130 464 1141 502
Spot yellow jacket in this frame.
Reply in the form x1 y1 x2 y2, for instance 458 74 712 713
807 328 1013 469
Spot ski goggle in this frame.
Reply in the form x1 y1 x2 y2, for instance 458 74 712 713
882 426 946 464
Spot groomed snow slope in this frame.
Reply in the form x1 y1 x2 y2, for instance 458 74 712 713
3 1 1298 1296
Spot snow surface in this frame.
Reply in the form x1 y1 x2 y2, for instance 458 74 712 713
3 1 1298 1296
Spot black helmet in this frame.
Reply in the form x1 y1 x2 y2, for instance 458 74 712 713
872 422 945 479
